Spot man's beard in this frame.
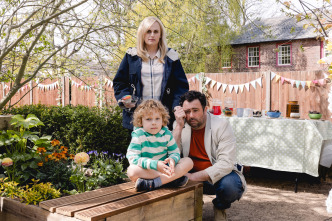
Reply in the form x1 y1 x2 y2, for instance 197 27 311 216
188 118 203 129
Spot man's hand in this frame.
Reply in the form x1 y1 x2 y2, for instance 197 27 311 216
157 160 172 177
173 106 186 128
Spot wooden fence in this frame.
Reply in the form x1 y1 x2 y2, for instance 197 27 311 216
1 71 331 120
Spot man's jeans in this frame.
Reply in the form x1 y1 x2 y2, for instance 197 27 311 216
203 171 244 210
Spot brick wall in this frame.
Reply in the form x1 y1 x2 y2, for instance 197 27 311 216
227 38 326 72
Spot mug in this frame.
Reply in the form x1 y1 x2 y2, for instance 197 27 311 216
237 108 244 117
243 108 253 117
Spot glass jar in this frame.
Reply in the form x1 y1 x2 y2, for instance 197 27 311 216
286 101 299 117
212 99 222 115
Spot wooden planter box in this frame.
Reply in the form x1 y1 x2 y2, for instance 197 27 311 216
0 181 203 221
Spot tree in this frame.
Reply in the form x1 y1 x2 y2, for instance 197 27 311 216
113 0 245 73
0 0 132 109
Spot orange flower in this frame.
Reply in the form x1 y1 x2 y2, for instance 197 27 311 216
37 147 46 153
69 154 75 159
51 139 60 146
37 162 43 167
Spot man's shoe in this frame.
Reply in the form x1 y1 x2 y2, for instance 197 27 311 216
214 207 227 221
168 176 189 188
135 178 155 191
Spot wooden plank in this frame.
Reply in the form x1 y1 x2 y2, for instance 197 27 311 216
1 197 81 221
106 191 195 221
56 187 140 217
39 182 134 212
194 184 203 221
74 182 202 221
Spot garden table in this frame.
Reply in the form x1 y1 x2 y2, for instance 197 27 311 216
223 116 332 177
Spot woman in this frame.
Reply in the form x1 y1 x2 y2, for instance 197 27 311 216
113 16 189 131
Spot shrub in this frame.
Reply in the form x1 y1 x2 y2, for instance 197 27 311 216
3 105 130 157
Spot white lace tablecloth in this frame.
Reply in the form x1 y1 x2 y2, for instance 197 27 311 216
223 117 332 177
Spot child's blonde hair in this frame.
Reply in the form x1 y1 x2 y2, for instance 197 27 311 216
132 99 169 128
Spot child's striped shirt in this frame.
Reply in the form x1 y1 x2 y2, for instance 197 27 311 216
126 126 180 170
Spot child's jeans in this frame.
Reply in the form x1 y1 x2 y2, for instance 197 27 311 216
203 171 244 210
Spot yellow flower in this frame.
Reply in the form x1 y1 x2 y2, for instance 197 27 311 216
1 158 13 167
318 59 326 64
74 152 90 165
327 42 332 51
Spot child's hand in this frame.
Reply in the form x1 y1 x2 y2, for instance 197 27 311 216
157 161 172 177
164 158 175 175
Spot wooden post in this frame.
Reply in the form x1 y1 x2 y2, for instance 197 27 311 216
266 71 271 111
99 75 103 108
29 81 33 105
2 82 4 98
61 76 65 107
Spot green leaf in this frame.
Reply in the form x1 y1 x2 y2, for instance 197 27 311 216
29 161 38 169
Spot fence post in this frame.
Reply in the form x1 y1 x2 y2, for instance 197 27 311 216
2 82 5 99
29 81 33 105
99 75 103 108
266 71 271 110
61 76 65 107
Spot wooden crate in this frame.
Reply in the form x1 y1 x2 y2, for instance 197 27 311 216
0 181 203 221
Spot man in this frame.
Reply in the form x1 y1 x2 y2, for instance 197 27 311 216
173 90 246 221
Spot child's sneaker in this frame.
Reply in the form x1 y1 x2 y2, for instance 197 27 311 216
135 178 156 191
168 176 189 188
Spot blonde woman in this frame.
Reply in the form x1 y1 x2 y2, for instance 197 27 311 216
113 16 189 131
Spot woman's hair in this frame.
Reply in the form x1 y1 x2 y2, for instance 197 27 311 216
136 16 167 63
132 99 170 128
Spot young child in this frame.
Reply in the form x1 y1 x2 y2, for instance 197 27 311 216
126 99 193 191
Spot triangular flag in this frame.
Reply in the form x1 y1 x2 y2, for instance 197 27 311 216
245 83 250 91
281 77 285 84
324 73 329 78
234 85 239 94
301 81 306 88
256 78 262 87
222 84 228 93
239 84 245 93
210 80 216 88
191 77 196 83
319 79 325 85
312 80 318 84
250 80 256 89
306 81 311 89
284 78 290 82
195 74 200 80
271 72 276 80
290 79 295 86
217 82 222 91
275 75 281 82
110 81 113 88
229 85 234 93
296 81 300 88
205 77 212 85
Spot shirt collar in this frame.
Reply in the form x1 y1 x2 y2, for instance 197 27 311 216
146 49 161 59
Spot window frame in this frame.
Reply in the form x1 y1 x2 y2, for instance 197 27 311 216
246 46 260 68
221 56 232 69
276 43 292 66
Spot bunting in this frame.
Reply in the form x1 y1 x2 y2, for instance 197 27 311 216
197 76 263 94
272 73 327 89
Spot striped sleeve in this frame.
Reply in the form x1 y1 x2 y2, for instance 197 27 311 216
126 130 159 170
165 130 180 165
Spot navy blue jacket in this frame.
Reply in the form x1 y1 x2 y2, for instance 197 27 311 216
113 48 189 130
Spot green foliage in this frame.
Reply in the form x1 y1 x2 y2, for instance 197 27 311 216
0 178 61 205
3 105 130 156
0 114 51 155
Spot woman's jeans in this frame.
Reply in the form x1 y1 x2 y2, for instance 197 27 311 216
203 171 244 210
